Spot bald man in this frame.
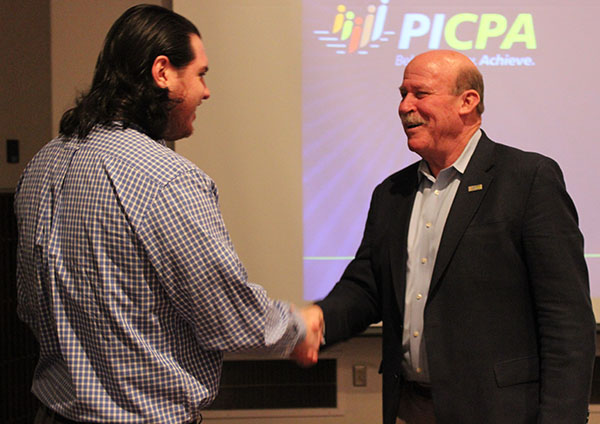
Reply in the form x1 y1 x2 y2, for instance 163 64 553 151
304 50 595 423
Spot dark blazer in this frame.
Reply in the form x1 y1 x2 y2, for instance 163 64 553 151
317 131 596 424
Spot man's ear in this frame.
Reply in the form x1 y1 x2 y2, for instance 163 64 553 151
459 89 480 115
152 55 172 89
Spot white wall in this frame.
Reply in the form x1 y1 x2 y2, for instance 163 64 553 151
173 0 305 307
172 2 384 421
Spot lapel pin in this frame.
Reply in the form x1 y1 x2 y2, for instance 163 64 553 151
468 184 483 192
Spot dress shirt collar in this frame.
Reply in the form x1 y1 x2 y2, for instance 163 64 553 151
417 128 482 182
112 121 167 146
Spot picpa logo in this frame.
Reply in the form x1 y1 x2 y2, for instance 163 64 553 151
398 13 536 50
312 2 537 55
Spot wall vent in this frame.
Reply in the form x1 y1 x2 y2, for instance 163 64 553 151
208 359 337 410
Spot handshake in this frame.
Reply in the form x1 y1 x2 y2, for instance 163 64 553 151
291 305 325 367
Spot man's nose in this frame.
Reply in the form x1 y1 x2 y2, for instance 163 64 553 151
398 95 415 116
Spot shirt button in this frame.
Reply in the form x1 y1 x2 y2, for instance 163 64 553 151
416 293 423 300
425 222 432 228
434 189 440 196
413 331 419 337
421 257 427 264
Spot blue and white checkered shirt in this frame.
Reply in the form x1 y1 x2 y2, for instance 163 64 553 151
15 124 305 423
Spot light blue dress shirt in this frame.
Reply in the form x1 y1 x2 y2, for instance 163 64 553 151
402 129 482 383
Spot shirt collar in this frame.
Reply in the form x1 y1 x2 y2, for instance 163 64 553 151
417 128 482 181
113 121 167 146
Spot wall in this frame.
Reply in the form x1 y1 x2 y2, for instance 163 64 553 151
0 0 52 190
171 1 385 420
50 0 171 138
173 0 305 307
0 0 170 191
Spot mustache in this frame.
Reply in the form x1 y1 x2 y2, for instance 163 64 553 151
400 114 426 127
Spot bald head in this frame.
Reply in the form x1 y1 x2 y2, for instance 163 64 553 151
409 49 474 69
408 50 484 115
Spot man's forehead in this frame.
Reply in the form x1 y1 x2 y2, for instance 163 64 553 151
400 80 429 92
400 70 435 90
402 62 455 90
189 34 208 64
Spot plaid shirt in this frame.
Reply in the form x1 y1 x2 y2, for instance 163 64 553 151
15 124 305 423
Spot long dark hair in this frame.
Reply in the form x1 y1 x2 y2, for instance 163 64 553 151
59 4 201 140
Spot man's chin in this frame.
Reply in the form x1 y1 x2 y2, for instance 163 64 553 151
406 136 428 154
163 126 193 142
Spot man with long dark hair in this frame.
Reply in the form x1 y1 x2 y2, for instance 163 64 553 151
15 5 321 423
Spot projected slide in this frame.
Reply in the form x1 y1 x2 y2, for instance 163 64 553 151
302 0 600 301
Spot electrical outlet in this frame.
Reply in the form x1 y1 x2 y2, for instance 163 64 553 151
353 364 367 387
7 139 19 163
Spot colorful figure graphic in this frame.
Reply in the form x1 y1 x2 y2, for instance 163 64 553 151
332 4 346 33
340 11 355 40
372 0 389 41
328 0 390 53
349 17 364 52
361 5 376 47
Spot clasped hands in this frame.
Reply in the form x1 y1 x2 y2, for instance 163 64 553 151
291 305 324 367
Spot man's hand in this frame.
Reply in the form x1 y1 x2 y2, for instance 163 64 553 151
291 305 324 367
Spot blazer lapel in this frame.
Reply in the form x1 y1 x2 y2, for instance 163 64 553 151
428 132 495 298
